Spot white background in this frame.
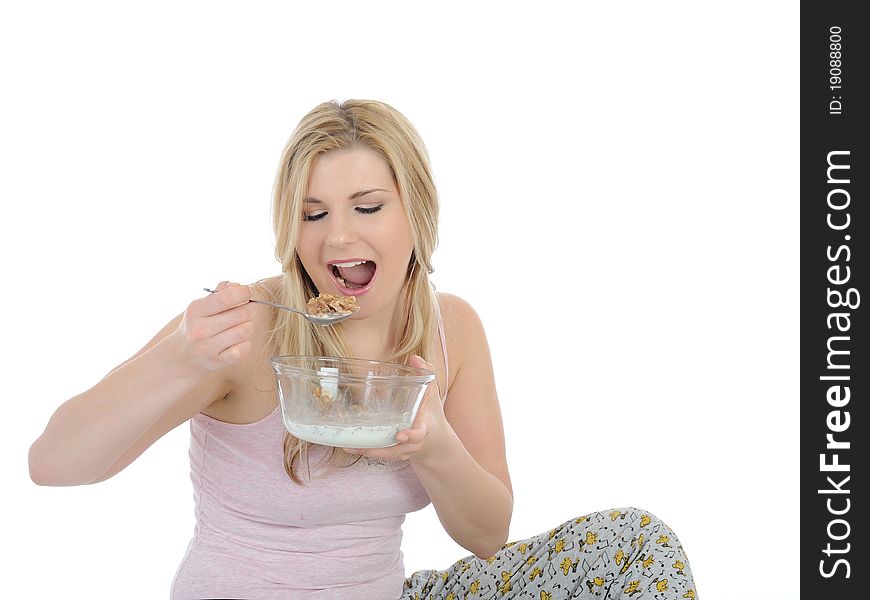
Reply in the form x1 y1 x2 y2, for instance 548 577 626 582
3 1 798 598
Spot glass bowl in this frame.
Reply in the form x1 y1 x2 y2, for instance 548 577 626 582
271 355 435 448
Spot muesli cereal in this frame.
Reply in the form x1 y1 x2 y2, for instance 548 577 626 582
311 385 367 419
306 293 360 316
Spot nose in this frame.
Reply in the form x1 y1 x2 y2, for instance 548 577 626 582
325 211 360 248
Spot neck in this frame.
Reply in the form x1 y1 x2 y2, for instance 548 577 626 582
337 291 409 361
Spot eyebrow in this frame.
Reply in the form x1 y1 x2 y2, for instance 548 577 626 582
303 188 390 204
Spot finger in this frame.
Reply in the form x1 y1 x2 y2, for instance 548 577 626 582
207 319 255 358
409 352 437 376
195 283 253 317
210 281 232 294
409 356 440 397
185 303 252 343
409 354 434 371
397 423 427 445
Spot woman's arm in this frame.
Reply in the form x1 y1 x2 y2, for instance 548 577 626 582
410 425 513 559
28 283 251 486
410 294 513 559
29 318 227 486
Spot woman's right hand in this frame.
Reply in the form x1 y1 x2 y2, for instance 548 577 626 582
174 281 255 372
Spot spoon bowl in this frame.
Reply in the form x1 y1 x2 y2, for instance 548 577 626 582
203 288 354 326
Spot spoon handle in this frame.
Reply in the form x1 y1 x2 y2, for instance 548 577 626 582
248 298 308 315
202 288 307 316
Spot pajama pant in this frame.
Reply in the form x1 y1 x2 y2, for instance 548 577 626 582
402 507 698 599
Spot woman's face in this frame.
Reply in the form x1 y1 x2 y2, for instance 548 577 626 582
296 147 414 319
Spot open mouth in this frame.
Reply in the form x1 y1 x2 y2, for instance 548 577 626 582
328 259 377 294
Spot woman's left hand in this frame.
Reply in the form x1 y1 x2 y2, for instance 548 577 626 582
344 355 449 463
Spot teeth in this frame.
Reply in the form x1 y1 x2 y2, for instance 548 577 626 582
335 275 360 290
332 260 368 268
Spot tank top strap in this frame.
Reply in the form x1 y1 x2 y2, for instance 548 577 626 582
432 292 449 404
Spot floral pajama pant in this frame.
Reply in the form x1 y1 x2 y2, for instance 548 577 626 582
402 507 698 599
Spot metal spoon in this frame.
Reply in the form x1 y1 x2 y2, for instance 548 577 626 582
203 288 354 326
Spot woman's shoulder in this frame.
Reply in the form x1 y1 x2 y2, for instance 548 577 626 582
435 291 485 330
433 291 489 364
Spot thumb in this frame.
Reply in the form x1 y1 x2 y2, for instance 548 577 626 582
409 354 433 370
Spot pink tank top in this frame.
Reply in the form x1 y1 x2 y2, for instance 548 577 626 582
170 299 450 600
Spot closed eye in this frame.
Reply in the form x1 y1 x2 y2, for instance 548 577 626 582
302 204 384 221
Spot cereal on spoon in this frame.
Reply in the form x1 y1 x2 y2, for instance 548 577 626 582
306 293 360 316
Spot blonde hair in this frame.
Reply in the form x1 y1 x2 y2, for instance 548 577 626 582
255 99 441 483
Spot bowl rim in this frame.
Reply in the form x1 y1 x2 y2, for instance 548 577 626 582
270 354 436 383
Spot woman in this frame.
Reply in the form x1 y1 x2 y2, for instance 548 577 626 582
29 99 698 599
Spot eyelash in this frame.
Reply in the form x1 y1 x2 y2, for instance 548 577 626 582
302 204 384 222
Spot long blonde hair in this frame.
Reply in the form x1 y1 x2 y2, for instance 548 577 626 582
255 99 441 483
